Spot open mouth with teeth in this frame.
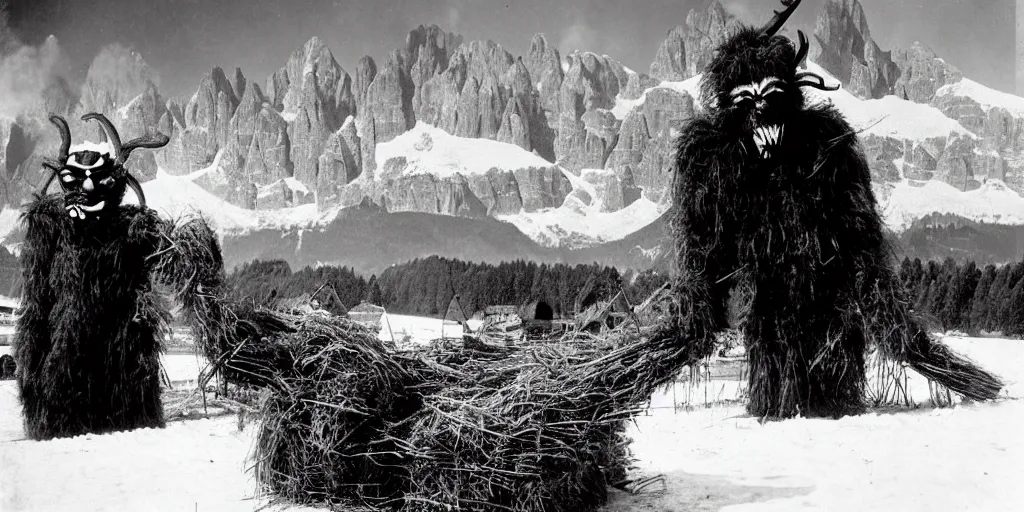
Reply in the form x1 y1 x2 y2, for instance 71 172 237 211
65 201 107 219
64 192 108 220
752 124 784 160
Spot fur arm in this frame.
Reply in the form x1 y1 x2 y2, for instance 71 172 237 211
811 107 1004 400
149 216 231 363
13 196 66 392
668 117 741 360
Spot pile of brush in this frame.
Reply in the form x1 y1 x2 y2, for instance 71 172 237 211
247 313 694 511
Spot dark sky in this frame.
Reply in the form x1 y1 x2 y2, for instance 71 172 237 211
4 0 1017 98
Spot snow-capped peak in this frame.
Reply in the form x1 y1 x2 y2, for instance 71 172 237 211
373 122 555 179
936 78 1024 117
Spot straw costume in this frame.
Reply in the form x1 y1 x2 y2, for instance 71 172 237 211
669 0 1002 418
14 113 227 440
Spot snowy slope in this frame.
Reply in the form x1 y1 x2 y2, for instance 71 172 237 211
611 75 703 119
937 78 1024 117
498 167 666 248
367 123 669 248
374 122 554 179
4 62 1024 252
799 62 976 141
881 179 1024 231
141 168 328 233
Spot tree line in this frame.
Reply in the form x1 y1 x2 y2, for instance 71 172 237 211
898 257 1024 336
226 257 666 318
224 255 1024 336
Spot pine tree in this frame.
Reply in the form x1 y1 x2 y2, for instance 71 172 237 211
941 261 978 330
1004 277 1024 336
969 264 997 333
995 261 1024 331
984 264 1012 332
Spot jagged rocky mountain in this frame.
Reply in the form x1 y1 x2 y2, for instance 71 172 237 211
2 0 1024 267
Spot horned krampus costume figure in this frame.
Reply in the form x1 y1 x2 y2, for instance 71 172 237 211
13 113 228 440
670 0 1002 418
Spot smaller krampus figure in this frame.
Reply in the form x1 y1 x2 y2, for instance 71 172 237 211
14 113 228 440
669 0 1002 418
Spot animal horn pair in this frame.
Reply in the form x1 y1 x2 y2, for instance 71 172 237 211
41 115 71 173
40 112 169 207
39 115 72 193
759 0 802 38
759 0 809 69
81 112 170 167
758 0 837 90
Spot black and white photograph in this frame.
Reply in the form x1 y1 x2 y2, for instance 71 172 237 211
0 0 1021 510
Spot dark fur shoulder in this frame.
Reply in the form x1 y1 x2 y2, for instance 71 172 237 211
673 114 738 165
22 193 66 223
19 194 68 269
794 102 873 184
796 103 864 155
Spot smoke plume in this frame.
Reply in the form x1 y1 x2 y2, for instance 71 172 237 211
0 19 68 120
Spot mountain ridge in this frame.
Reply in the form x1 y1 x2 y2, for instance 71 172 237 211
1 0 1023 265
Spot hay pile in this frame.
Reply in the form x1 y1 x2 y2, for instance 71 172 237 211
250 314 693 511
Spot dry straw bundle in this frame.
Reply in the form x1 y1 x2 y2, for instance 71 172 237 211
248 313 691 511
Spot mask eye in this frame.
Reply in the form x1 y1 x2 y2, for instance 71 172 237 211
731 95 755 107
59 169 83 185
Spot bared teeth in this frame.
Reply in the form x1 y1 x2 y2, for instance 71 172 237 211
752 124 784 159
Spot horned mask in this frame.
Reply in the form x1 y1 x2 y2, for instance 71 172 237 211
41 113 169 220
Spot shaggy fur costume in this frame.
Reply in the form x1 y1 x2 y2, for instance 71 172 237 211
14 194 225 439
670 2 1002 418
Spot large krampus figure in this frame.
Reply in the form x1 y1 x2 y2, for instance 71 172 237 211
13 113 228 440
670 0 1002 418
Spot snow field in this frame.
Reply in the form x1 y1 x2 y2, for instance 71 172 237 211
2 322 1022 511
377 312 466 349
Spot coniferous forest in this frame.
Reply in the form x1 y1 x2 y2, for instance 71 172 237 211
226 256 665 319
226 255 1022 336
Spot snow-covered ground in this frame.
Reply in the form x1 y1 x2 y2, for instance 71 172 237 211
377 312 465 349
1 333 1021 512
161 353 207 388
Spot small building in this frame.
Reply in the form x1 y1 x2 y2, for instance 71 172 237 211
444 295 471 333
273 286 348 317
519 300 556 337
519 300 554 322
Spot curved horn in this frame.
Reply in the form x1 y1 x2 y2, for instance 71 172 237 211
39 170 58 195
125 173 147 208
795 71 840 91
121 133 171 161
42 158 63 172
793 30 809 68
81 113 124 166
49 115 71 163
760 0 803 37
